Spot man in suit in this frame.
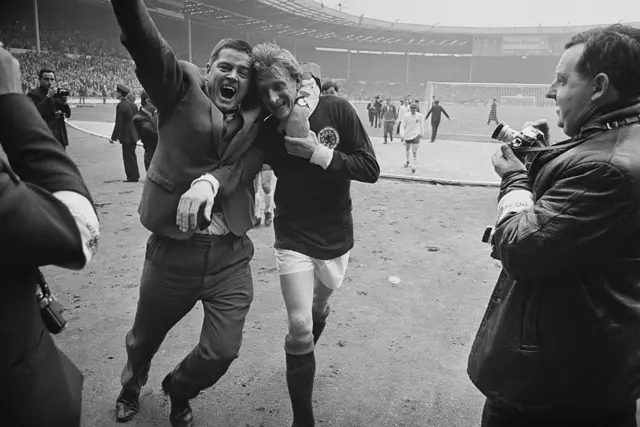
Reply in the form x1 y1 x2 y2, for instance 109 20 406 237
425 99 451 142
110 83 140 182
132 90 158 172
109 1 276 426
0 45 100 427
26 67 71 148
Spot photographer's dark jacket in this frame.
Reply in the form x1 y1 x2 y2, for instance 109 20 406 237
27 86 71 147
468 98 640 416
0 93 99 426
112 0 264 239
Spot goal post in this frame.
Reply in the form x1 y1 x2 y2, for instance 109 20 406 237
425 81 566 142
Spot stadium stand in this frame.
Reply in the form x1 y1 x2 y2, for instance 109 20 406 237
5 0 636 140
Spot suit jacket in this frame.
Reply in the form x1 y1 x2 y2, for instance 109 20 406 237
0 93 94 426
111 98 139 144
111 0 265 239
27 87 71 147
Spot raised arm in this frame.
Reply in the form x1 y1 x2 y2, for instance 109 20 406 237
109 0 185 110
0 94 100 269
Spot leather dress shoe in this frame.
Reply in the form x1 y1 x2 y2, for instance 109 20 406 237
115 389 140 422
161 373 193 427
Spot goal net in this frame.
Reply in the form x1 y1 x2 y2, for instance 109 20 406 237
501 95 536 107
425 81 566 142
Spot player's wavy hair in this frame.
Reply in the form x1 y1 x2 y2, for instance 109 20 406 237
252 42 302 85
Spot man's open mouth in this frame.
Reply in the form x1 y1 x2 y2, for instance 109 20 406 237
220 85 236 100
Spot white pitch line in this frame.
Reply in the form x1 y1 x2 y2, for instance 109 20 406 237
67 120 499 188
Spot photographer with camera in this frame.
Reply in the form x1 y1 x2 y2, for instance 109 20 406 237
27 68 72 149
0 45 100 426
469 24 640 426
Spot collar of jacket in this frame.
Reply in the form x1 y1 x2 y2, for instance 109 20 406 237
577 97 640 139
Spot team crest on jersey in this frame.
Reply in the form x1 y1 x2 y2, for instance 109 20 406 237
317 127 340 149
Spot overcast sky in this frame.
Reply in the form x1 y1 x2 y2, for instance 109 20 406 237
311 0 639 27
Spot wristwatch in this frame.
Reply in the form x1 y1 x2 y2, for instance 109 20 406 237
296 97 309 108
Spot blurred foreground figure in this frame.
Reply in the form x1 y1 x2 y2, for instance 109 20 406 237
0 45 100 427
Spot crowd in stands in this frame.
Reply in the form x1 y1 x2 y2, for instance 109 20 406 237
2 0 552 104
17 51 143 98
338 81 426 102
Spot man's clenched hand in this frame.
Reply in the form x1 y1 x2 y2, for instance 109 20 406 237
176 181 217 233
492 144 527 178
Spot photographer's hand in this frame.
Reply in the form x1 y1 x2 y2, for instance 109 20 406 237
0 46 22 95
524 119 550 145
492 144 526 178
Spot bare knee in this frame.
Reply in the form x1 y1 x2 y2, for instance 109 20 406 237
285 311 314 355
288 311 312 337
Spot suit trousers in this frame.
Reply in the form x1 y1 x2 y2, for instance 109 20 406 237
430 120 440 142
383 121 395 141
120 232 254 399
121 141 140 181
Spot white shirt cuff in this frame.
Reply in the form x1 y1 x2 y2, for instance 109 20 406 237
310 145 334 170
192 173 220 197
53 190 100 269
497 189 534 223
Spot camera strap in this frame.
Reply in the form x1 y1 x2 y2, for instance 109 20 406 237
513 115 640 157
513 139 583 156
37 269 51 297
578 114 640 138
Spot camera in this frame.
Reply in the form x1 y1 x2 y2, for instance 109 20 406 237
491 121 547 165
36 270 67 334
53 88 70 98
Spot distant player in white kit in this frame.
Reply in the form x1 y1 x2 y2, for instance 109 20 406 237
400 102 424 174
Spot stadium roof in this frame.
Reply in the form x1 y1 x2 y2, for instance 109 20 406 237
139 0 640 52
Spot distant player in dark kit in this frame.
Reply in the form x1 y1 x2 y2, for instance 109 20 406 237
110 83 140 182
487 98 499 125
425 99 450 142
132 90 158 171
381 98 397 143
